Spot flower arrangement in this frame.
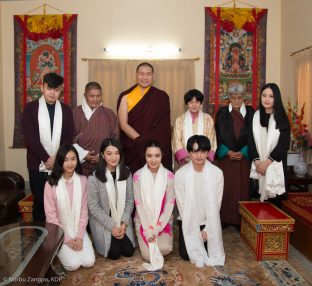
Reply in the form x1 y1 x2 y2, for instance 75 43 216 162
287 100 312 151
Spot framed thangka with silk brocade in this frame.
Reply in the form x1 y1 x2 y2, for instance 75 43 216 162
203 7 267 115
13 14 77 148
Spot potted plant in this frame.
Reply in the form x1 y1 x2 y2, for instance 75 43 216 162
287 101 312 177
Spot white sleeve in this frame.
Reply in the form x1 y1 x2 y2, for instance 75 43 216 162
73 143 89 163
203 169 224 233
174 172 185 220
217 171 224 210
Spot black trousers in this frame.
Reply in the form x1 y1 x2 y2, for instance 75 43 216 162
29 170 48 223
107 235 135 260
178 220 207 261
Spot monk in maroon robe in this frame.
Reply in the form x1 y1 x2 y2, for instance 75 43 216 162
73 82 119 175
117 62 172 173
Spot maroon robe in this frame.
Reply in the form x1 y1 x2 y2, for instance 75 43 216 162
22 100 74 170
215 105 254 225
117 85 172 173
73 105 119 175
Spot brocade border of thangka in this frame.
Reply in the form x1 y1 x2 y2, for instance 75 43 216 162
12 14 77 148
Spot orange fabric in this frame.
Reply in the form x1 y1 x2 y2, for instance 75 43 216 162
209 7 262 29
127 86 150 112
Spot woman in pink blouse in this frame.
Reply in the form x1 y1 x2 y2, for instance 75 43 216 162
133 141 175 271
44 145 95 271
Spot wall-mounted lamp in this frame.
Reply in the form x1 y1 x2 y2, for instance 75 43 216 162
104 47 181 53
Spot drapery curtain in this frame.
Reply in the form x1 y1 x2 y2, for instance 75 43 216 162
88 59 195 125
293 49 312 133
293 49 312 168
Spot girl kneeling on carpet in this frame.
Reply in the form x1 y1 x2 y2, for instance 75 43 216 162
44 145 95 271
133 141 175 271
87 138 135 259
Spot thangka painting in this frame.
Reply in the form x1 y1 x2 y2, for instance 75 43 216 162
203 7 267 115
13 14 77 148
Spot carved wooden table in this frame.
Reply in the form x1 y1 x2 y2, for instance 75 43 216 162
239 201 295 261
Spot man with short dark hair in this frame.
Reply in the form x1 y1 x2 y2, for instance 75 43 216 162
73 82 119 175
174 135 225 267
117 62 172 173
22 72 74 222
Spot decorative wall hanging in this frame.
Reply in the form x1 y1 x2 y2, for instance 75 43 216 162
203 6 267 115
13 6 77 147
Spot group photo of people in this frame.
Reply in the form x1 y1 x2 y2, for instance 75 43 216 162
2 0 312 284
21 60 291 273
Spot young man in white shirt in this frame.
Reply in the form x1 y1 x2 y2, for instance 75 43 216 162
174 135 225 267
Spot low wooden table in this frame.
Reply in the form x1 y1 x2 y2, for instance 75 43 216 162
287 168 312 192
239 201 295 261
282 192 312 261
18 194 33 222
0 222 64 285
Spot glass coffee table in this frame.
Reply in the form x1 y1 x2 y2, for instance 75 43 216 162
0 222 64 285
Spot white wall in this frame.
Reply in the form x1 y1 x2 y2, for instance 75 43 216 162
281 0 312 104
0 3 6 170
1 0 282 178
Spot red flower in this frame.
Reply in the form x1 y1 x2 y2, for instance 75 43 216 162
287 100 312 151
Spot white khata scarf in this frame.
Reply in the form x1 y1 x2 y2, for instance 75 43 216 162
105 166 127 227
250 110 285 201
81 98 101 121
140 163 167 271
182 161 225 268
74 98 101 162
183 110 204 146
228 102 247 118
38 96 62 172
56 172 82 239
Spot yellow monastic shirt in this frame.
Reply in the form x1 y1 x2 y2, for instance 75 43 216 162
127 86 150 112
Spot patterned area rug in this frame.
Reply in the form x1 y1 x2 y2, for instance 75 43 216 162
287 245 312 284
59 227 311 286
261 260 310 286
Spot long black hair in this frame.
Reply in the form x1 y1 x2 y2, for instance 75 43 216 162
48 145 82 186
94 138 130 183
259 83 290 131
